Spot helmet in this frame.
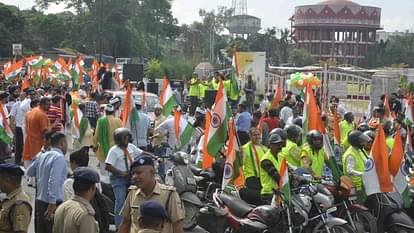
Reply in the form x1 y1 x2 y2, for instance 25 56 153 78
292 117 303 128
357 122 370 132
348 130 372 148
344 112 354 123
363 130 376 140
247 205 281 226
383 120 393 136
269 128 287 141
269 134 284 145
306 130 323 150
285 124 302 142
114 128 132 145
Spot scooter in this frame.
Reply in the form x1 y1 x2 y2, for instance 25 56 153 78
165 151 202 230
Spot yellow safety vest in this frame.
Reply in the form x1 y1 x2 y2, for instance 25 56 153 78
259 150 282 195
279 140 302 169
242 142 268 179
339 120 355 149
301 144 326 177
342 146 366 190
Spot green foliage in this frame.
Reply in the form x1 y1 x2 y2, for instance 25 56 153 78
161 59 194 80
144 58 163 81
288 48 315 67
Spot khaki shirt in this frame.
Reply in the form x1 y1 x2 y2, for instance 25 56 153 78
121 182 185 233
53 195 99 233
0 187 31 233
152 115 167 147
138 229 161 233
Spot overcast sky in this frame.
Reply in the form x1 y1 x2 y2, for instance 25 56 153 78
2 0 414 32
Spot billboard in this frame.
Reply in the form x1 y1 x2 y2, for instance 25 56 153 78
236 52 266 94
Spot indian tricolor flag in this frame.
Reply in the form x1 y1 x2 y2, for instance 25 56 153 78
160 77 178 117
271 79 282 108
26 56 45 69
389 127 408 195
4 60 23 81
71 100 83 138
405 94 413 124
206 80 230 157
362 125 394 196
173 110 195 151
222 118 244 190
278 159 290 204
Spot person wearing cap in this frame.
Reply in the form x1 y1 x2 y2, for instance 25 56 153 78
27 132 68 233
0 91 12 162
129 101 151 151
151 104 166 152
0 163 32 233
138 201 168 233
105 128 143 229
109 96 122 118
93 103 122 175
259 133 286 204
118 156 185 233
53 167 100 233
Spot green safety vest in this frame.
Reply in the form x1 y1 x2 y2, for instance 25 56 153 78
386 137 395 151
211 79 219 90
301 144 326 177
279 140 302 169
339 120 355 149
242 142 268 179
260 150 281 195
188 78 200 97
342 146 366 190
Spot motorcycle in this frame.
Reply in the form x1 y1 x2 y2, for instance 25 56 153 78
365 192 414 233
189 161 223 202
323 176 377 232
165 151 202 230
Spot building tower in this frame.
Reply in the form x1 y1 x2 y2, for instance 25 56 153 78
226 0 261 38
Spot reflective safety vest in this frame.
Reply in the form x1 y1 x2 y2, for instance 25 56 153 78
242 142 268 179
342 146 366 190
279 140 301 169
339 120 355 150
301 144 326 177
259 150 281 195
199 81 209 99
188 78 200 97
386 137 395 151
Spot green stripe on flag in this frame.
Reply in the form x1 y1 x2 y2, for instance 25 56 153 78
163 96 178 117
175 123 195 151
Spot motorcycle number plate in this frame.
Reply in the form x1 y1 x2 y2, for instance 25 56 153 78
187 177 196 185
326 206 337 214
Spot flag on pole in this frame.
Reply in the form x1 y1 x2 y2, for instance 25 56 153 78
173 110 195 151
122 84 140 142
362 125 394 196
26 56 45 69
278 159 291 204
229 53 239 100
405 94 413 125
323 133 342 184
333 109 341 145
160 77 178 117
389 128 409 194
384 94 392 119
203 110 214 169
271 79 282 108
222 118 244 190
206 80 230 156
71 101 82 138
302 84 325 142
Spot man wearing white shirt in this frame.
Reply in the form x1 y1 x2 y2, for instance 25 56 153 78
105 128 142 230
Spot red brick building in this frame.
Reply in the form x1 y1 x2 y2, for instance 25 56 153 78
291 0 381 66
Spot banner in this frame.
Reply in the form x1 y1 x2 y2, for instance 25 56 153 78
235 52 266 94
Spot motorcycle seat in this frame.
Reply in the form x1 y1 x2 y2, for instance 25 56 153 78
219 193 253 218
200 170 216 179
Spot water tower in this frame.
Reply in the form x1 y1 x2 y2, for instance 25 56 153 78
226 0 261 37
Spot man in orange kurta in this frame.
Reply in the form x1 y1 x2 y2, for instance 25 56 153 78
23 97 51 162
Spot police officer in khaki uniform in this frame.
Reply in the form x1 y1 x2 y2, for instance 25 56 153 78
53 167 100 233
138 201 168 233
0 163 32 233
118 156 185 233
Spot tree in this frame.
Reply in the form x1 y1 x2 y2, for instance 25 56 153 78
288 48 315 67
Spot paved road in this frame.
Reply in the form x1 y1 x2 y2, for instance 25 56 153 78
22 149 206 233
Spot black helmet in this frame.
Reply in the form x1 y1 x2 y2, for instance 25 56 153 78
306 130 323 150
292 117 303 128
285 124 302 142
269 128 287 141
348 130 372 148
383 120 393 136
344 112 354 123
357 122 370 132
114 128 132 145
269 134 284 145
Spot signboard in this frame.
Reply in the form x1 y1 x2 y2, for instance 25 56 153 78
12 44 22 55
235 52 266 94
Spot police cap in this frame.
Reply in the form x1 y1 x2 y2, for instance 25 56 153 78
0 163 25 177
140 200 168 220
73 167 100 183
130 155 154 169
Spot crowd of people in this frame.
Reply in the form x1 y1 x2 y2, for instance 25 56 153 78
0 65 411 233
